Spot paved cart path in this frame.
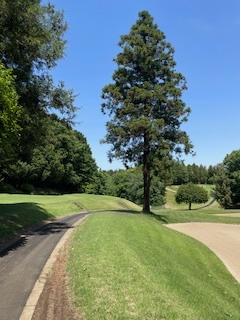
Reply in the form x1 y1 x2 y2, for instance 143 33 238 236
0 212 89 320
166 222 240 282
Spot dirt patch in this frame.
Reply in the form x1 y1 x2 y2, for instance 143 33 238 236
166 223 240 282
32 244 80 320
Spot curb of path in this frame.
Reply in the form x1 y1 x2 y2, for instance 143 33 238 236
19 215 88 320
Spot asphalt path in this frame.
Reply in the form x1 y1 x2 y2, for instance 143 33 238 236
0 212 89 320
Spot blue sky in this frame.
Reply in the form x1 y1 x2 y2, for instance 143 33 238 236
48 0 240 170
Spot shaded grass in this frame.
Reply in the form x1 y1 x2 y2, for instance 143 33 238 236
0 193 141 239
68 212 240 320
0 203 53 239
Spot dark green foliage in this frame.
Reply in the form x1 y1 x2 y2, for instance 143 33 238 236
175 183 208 210
21 183 34 194
0 0 98 192
0 182 15 193
7 117 97 192
214 150 240 208
171 161 213 185
213 165 232 208
101 11 193 212
0 62 22 168
93 167 166 206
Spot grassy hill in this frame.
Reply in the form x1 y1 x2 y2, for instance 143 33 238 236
68 211 240 319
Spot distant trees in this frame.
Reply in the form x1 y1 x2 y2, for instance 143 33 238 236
175 183 209 210
170 161 218 185
90 167 166 206
101 11 193 212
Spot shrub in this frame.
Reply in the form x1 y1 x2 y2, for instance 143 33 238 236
0 182 15 193
21 183 34 194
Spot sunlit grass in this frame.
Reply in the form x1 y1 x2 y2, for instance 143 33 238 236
68 212 240 319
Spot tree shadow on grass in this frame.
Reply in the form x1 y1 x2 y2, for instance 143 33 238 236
0 202 54 241
144 211 168 223
0 202 76 256
96 209 168 223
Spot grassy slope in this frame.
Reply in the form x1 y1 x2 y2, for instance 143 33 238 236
67 188 240 319
0 193 140 238
68 212 240 320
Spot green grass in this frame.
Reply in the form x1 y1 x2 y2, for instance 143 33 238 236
155 185 240 224
68 212 240 319
0 193 140 239
1 189 240 318
165 184 218 210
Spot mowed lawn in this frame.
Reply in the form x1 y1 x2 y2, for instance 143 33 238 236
68 212 240 320
1 191 240 319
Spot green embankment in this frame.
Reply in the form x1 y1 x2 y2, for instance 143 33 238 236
68 212 240 320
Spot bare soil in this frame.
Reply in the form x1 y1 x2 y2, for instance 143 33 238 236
32 244 80 320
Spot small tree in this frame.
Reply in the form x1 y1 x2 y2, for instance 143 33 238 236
101 11 193 213
175 183 208 210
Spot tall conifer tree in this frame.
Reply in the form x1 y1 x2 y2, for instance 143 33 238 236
101 11 193 212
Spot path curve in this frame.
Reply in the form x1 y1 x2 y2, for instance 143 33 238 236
0 212 89 320
165 222 240 282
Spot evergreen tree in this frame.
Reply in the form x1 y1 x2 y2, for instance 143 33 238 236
101 11 193 212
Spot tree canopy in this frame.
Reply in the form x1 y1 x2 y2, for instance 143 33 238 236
175 183 209 210
0 62 22 167
101 11 193 212
214 150 240 208
0 0 97 193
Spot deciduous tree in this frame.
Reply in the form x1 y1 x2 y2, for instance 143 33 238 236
101 11 193 212
175 183 208 210
0 0 77 176
0 62 22 168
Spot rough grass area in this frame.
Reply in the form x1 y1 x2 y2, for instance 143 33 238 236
68 212 240 320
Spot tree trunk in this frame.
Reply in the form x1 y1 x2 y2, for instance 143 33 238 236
189 202 192 210
143 132 151 213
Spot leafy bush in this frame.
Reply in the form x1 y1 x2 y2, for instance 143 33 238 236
21 183 34 194
0 182 15 193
